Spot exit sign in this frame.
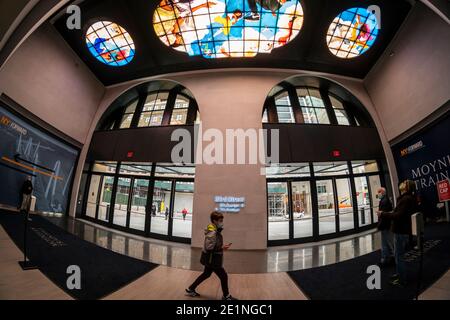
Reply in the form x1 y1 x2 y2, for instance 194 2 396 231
127 151 134 158
332 150 341 157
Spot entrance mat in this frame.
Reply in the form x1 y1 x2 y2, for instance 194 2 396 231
0 210 158 300
288 223 450 300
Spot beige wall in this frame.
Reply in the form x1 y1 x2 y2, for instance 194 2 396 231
69 69 394 250
365 2 450 142
0 22 105 144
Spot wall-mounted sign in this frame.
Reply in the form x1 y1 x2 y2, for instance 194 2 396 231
437 180 450 202
214 196 245 213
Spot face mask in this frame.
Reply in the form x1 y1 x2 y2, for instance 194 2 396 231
216 222 224 229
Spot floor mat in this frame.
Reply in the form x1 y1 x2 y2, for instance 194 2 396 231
0 210 158 300
288 223 450 300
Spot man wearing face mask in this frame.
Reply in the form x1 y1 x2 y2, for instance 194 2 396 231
376 187 394 267
378 180 417 287
186 211 237 300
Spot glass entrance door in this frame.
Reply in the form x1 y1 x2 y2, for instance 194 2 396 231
150 180 172 236
172 181 194 239
317 179 336 235
113 177 131 227
292 181 313 238
354 176 371 227
268 182 290 241
129 179 149 231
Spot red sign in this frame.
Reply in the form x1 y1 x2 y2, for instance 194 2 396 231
332 150 341 157
127 151 134 159
437 180 450 202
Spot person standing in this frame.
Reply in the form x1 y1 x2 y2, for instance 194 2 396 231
378 180 417 286
185 211 237 300
182 208 188 221
376 187 394 267
165 207 170 220
20 176 33 213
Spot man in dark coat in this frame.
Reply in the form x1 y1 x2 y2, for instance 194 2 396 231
376 187 394 267
20 176 33 213
378 180 417 286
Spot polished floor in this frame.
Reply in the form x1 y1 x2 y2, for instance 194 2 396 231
1 223 449 300
44 212 381 273
0 210 450 300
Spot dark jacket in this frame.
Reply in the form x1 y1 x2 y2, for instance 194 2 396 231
381 193 417 235
377 195 393 230
200 224 224 268
21 180 33 195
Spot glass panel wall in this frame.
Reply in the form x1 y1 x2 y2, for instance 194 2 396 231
268 182 290 240
266 160 386 245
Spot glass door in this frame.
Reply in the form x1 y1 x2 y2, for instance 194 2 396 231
368 175 382 224
172 181 194 239
150 180 172 236
335 178 354 232
129 179 149 231
86 175 101 218
113 177 131 227
354 176 371 227
268 182 290 240
98 176 114 222
292 181 313 238
316 179 336 235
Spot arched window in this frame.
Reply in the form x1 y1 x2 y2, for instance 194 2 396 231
263 80 370 127
97 81 199 131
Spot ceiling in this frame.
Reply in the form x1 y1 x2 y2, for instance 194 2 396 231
53 0 413 86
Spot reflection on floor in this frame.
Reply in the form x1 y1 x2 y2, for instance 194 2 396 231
1 223 449 300
45 214 381 273
0 225 305 300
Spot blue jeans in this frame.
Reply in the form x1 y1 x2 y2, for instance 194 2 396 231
394 233 410 283
381 229 394 262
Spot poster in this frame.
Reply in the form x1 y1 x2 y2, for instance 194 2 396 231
0 103 79 214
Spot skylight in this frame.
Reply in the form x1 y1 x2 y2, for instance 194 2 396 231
86 21 136 66
327 7 379 59
153 0 304 58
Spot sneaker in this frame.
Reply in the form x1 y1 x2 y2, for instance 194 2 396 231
185 288 200 297
244 13 260 21
390 273 399 280
222 294 238 301
390 278 406 287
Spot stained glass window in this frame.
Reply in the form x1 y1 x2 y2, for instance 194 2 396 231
86 21 135 66
153 0 304 59
327 7 379 59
